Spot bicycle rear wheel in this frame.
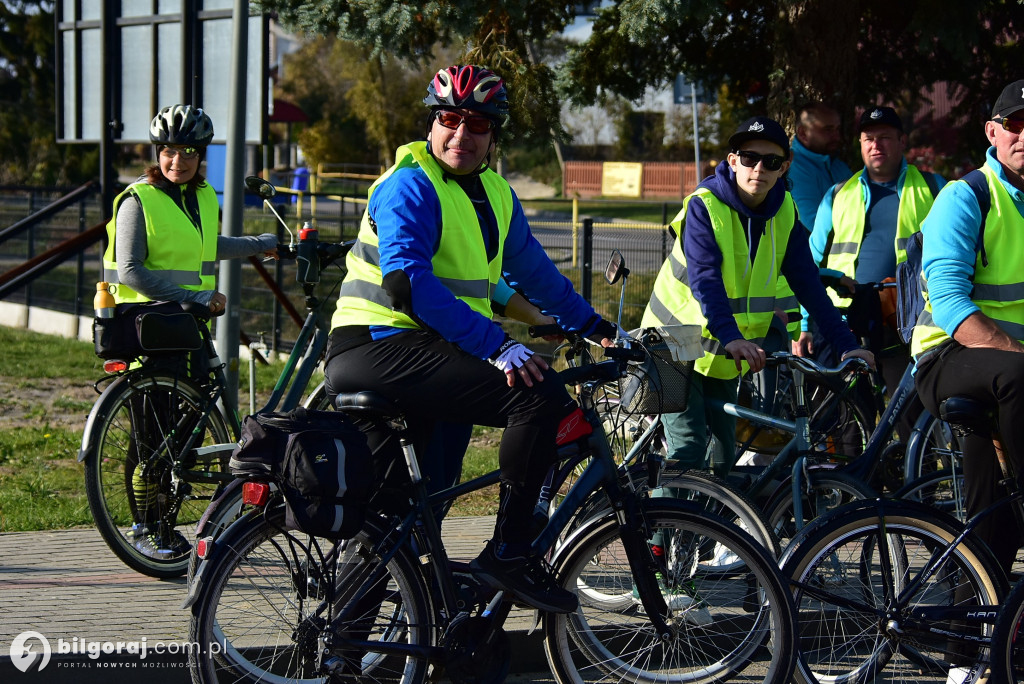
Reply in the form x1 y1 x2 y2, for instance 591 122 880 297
904 411 963 483
764 469 876 551
781 499 1005 684
545 500 797 684
83 371 233 578
189 505 431 684
895 469 967 522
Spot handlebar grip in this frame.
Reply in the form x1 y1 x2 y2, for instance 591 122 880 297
529 323 564 338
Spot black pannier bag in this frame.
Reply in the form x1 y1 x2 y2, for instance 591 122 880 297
94 301 202 360
230 406 374 540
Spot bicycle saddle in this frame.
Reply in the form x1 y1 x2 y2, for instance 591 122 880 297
938 396 997 436
335 391 403 419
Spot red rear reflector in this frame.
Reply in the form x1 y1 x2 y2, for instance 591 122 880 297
103 360 129 373
196 537 213 559
242 481 270 506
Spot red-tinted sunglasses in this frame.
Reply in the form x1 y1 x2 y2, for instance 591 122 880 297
994 116 1024 135
435 110 495 134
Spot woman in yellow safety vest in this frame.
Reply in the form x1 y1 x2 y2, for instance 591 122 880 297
102 104 277 560
103 104 277 314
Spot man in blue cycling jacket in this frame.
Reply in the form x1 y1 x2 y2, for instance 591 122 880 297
324 65 616 614
912 79 1024 576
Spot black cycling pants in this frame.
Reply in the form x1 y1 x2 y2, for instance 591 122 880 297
324 329 577 550
915 341 1024 573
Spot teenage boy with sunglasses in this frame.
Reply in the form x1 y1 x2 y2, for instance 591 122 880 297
642 116 874 477
325 65 618 615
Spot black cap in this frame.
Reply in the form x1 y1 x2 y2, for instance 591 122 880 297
858 106 903 134
992 79 1024 119
728 116 790 156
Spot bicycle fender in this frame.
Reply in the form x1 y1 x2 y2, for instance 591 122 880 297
183 502 283 611
77 374 132 463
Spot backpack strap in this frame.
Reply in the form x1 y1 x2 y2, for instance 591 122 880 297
923 170 940 199
961 169 991 267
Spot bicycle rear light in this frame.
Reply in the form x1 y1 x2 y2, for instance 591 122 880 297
103 360 129 373
242 481 271 506
196 536 214 559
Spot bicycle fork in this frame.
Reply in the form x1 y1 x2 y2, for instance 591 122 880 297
612 492 674 638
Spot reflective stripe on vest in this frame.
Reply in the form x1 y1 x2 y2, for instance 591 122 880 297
824 165 935 308
331 141 512 331
641 188 795 379
102 182 219 304
776 275 799 339
911 165 1024 355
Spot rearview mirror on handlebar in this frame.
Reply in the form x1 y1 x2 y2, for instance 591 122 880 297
604 250 629 285
244 176 277 200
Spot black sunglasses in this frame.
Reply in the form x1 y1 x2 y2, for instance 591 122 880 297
994 116 1024 135
435 110 495 134
735 150 786 171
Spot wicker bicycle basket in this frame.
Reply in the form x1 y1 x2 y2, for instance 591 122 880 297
618 326 701 415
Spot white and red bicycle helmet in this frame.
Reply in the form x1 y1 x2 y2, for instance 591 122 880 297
424 65 509 125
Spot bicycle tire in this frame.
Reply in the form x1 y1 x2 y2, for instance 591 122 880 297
895 469 967 522
189 504 431 684
781 498 1006 684
83 371 233 578
904 410 963 484
764 469 876 551
989 576 1024 684
545 499 797 684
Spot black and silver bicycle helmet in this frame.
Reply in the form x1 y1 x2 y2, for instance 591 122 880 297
149 105 215 146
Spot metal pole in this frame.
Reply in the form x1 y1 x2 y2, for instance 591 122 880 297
216 0 248 416
582 217 593 303
691 85 701 188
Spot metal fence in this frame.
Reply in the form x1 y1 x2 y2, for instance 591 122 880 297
0 187 678 353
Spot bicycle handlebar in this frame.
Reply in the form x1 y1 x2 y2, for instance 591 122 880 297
766 351 870 378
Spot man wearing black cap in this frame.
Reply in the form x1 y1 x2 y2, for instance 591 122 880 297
805 106 944 436
911 79 1024 586
641 115 873 477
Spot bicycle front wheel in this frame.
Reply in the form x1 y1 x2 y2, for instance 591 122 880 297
990 576 1024 684
545 500 797 684
189 506 431 684
781 499 1005 684
83 371 233 578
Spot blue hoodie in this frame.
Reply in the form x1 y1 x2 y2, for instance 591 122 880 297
683 162 857 352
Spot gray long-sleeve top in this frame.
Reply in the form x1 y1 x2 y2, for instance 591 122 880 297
114 182 276 306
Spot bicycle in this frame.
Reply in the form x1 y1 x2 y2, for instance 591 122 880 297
78 176 346 578
780 394 1020 684
185 253 799 684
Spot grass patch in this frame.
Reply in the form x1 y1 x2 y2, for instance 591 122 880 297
0 325 502 531
0 425 94 532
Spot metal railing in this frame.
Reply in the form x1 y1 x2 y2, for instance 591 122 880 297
1 185 678 354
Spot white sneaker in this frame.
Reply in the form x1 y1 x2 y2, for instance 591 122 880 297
704 542 740 568
946 665 985 684
663 592 713 627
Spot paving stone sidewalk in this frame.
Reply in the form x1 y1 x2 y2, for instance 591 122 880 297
0 516 548 683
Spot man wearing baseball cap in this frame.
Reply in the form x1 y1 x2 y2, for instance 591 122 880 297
641 115 873 478
804 105 945 441
911 79 1024 597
